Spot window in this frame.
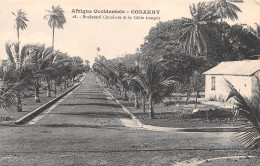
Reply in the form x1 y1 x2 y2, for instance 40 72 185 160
211 76 216 90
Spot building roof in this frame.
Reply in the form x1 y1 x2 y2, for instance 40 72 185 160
203 60 260 76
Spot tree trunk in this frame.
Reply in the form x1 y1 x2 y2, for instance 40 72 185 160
54 84 57 97
149 94 155 119
195 86 200 109
124 90 128 101
142 95 146 113
35 82 40 103
16 53 23 112
17 28 19 44
186 92 190 105
16 92 22 112
47 80 51 97
134 92 139 109
194 73 201 109
64 82 67 89
52 27 55 50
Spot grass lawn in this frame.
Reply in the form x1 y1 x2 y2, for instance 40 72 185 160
107 88 247 128
0 84 77 124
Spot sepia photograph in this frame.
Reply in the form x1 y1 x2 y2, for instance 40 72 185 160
0 0 260 165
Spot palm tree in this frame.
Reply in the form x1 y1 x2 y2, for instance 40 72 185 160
10 9 28 111
125 67 145 110
94 61 121 88
40 48 59 97
210 0 242 22
0 88 17 114
179 3 220 109
93 61 130 101
44 5 66 50
226 79 260 162
93 62 112 88
132 60 180 119
127 75 141 109
5 43 33 111
24 44 44 102
209 0 243 39
53 52 73 90
250 23 260 39
11 9 29 79
25 45 58 100
12 9 29 45
51 52 70 93
129 79 142 109
179 2 219 56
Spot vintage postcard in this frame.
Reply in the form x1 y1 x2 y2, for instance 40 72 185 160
0 0 260 165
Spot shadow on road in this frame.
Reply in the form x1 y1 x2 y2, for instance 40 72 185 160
48 111 132 119
59 103 122 108
68 94 112 98
40 123 124 130
69 97 114 101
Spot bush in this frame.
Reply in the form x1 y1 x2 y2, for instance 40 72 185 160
164 100 201 106
23 91 34 98
191 108 234 120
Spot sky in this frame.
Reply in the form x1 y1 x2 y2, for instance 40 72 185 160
0 0 260 65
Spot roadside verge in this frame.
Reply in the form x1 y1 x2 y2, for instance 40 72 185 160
15 83 81 125
97 78 245 132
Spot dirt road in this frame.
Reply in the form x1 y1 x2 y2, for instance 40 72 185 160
0 73 249 166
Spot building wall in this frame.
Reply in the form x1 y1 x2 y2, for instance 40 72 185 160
205 74 253 102
252 71 260 97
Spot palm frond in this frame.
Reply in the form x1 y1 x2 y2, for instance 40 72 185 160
13 9 28 30
179 2 219 55
214 0 242 21
226 78 260 161
44 5 66 29
5 43 15 64
0 90 16 112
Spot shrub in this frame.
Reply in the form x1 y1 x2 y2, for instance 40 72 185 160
191 108 234 120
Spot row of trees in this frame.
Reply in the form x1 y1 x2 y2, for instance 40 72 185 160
2 43 89 112
93 0 260 113
92 0 260 160
0 6 89 112
141 0 260 61
139 0 260 107
93 0 260 118
93 58 180 119
13 5 66 51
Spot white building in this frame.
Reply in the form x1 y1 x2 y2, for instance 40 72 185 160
203 60 260 102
